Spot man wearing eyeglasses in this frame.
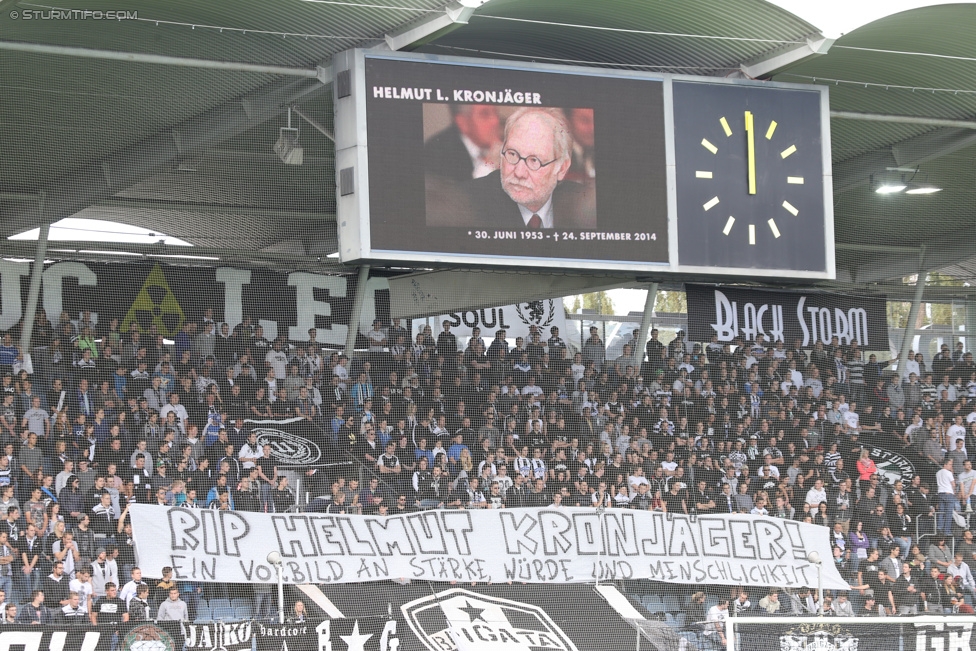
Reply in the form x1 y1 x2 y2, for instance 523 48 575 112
466 107 595 230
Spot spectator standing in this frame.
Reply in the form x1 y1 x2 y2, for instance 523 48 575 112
157 587 188 621
703 599 729 650
936 459 957 536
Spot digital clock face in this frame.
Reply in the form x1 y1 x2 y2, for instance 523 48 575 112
672 80 830 275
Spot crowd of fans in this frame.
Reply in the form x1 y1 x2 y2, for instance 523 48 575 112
3 305 976 624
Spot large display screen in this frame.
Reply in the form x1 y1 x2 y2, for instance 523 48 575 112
358 56 669 265
334 50 834 279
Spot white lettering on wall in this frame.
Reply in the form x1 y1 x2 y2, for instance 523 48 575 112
287 273 348 345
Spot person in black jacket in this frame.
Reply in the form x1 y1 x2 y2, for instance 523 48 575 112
424 105 501 182
919 566 950 613
41 561 70 609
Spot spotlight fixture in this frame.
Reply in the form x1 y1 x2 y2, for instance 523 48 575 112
875 183 906 194
274 108 304 166
906 183 942 195
871 173 906 194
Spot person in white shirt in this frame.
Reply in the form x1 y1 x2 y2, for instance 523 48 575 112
936 459 958 536
366 320 387 353
118 567 146 606
264 340 289 382
704 600 729 648
805 479 828 508
751 496 769 516
947 416 967 453
238 433 261 471
958 460 976 512
52 529 80 579
69 567 93 613
159 394 189 429
332 356 350 391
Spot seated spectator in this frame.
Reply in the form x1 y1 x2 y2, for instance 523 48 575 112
16 590 51 624
831 592 854 617
757 589 780 614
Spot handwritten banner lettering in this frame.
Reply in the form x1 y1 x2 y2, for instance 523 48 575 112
130 505 849 590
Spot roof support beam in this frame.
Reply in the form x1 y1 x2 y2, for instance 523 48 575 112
831 111 976 130
833 128 976 195
375 2 476 52
94 198 335 221
0 75 327 238
0 41 322 78
739 36 833 79
851 231 973 284
1 240 339 264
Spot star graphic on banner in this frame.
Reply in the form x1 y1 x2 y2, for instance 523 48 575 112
340 620 374 651
458 601 487 623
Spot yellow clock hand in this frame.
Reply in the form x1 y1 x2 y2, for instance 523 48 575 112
745 111 756 195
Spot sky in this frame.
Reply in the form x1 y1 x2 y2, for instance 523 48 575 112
767 0 962 38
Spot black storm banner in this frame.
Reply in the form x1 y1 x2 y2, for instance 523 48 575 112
686 284 889 348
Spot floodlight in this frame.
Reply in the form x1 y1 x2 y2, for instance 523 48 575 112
905 184 942 195
273 108 303 165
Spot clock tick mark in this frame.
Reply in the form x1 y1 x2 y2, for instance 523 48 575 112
768 219 781 238
703 196 720 211
787 176 804 184
765 121 778 140
723 216 735 236
701 139 718 154
780 144 797 158
748 224 756 245
696 171 713 179
782 201 799 216
719 117 732 137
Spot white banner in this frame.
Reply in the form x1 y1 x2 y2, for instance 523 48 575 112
130 505 849 590
412 300 568 350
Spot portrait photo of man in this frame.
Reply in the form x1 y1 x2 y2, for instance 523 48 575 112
425 105 597 230
423 104 502 181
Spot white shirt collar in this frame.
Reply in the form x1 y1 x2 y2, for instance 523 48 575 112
459 134 496 179
517 196 554 229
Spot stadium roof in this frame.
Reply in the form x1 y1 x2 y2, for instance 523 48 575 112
1 0 975 299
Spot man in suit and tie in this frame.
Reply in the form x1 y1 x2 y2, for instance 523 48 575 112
466 107 595 230
427 107 596 230
424 104 502 182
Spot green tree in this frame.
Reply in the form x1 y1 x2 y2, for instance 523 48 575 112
564 292 616 315
655 290 687 314
887 273 962 329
